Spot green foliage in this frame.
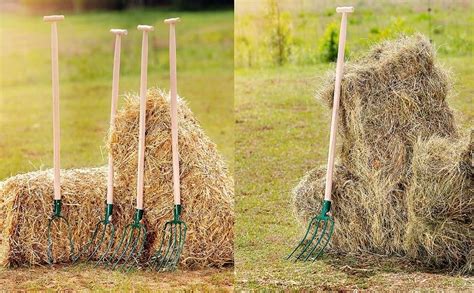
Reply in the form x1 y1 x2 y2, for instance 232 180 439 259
265 0 292 66
319 21 338 63
235 3 473 68
0 9 234 179
173 0 233 10
20 0 127 11
369 17 414 42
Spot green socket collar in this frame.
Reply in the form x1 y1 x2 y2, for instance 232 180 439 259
173 204 182 222
53 199 62 217
133 208 144 226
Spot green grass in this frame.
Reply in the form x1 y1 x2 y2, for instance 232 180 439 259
234 1 473 288
235 60 473 290
235 1 473 68
0 8 233 290
0 8 234 180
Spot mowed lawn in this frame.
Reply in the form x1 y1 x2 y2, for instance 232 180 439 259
0 9 233 291
234 1 473 289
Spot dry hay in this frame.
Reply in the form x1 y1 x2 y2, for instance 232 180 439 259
292 34 472 273
405 136 473 273
292 164 406 255
109 88 234 269
318 33 457 182
0 168 111 266
0 89 234 269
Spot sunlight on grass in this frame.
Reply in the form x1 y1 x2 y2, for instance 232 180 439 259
0 9 234 180
235 2 472 289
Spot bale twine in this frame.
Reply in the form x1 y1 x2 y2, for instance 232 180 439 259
0 89 234 269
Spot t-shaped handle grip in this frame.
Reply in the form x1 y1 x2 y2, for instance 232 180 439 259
164 17 180 25
43 15 64 22
110 29 128 35
137 25 154 32
336 6 354 13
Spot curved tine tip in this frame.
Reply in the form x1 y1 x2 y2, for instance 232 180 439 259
43 15 64 22
110 29 128 35
137 25 154 32
336 7 354 13
164 17 180 24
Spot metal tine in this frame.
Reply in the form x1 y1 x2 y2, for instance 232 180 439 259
119 226 147 272
47 215 74 264
111 225 134 269
301 220 328 261
155 224 175 271
295 218 323 261
128 228 147 271
311 220 334 261
73 220 114 263
165 224 181 268
154 222 186 271
287 217 317 260
88 223 115 262
94 224 116 266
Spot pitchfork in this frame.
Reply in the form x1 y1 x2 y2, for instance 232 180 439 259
43 15 75 265
107 25 153 270
287 7 353 262
74 29 127 264
150 18 187 272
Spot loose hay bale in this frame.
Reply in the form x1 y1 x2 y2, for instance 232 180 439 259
318 34 457 183
293 34 471 273
0 89 234 269
0 167 111 266
405 136 473 273
292 165 407 254
109 88 234 269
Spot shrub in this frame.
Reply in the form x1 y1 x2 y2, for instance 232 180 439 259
319 22 338 63
265 0 292 66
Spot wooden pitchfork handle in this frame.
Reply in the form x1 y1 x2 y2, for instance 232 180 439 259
43 15 64 203
323 7 353 202
165 18 182 207
107 29 127 207
136 25 154 211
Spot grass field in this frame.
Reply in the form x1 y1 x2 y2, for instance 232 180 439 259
0 8 233 291
234 1 473 290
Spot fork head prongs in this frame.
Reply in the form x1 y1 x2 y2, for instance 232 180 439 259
287 200 335 262
107 208 146 270
74 203 115 264
47 199 75 264
150 206 187 272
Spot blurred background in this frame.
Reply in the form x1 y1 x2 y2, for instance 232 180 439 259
236 0 472 67
2 0 233 12
0 0 234 180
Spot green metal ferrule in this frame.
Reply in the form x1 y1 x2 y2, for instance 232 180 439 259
104 203 113 224
319 200 332 220
53 199 62 217
173 204 182 222
133 208 144 226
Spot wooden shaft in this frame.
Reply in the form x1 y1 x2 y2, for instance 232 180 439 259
106 31 125 205
168 22 181 205
136 29 150 210
51 21 61 201
324 12 349 202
